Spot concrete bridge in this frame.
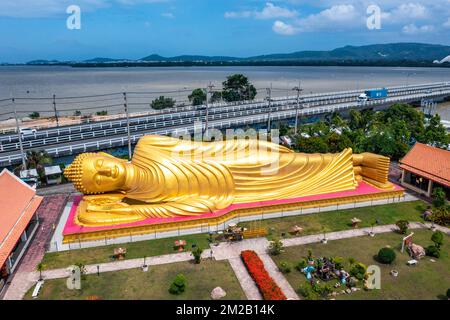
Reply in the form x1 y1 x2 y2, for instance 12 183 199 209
1 82 449 167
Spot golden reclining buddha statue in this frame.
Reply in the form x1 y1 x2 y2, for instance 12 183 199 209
64 135 393 227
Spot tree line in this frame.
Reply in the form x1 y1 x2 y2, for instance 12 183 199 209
289 104 449 161
150 74 256 109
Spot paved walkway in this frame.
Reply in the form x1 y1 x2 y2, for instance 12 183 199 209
1 194 68 300
4 221 448 300
282 222 450 247
228 257 262 300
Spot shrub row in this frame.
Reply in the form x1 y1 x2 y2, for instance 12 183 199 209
241 250 287 300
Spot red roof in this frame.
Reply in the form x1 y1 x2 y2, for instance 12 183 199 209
399 142 450 187
0 169 43 268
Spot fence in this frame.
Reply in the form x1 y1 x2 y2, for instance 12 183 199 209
46 193 409 253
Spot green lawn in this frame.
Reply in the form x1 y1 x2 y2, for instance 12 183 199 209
25 259 246 300
42 233 211 269
271 229 450 300
43 201 426 269
239 201 427 240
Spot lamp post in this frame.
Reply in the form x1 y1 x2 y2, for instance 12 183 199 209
292 82 303 135
266 85 272 133
12 97 27 170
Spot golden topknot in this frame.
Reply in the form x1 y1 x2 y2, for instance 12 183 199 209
64 153 97 194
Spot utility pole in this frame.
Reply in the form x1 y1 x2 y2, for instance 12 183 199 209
12 98 27 170
292 82 303 135
204 82 214 138
52 94 59 127
123 92 132 160
266 84 272 133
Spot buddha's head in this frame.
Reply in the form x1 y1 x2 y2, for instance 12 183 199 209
64 152 128 194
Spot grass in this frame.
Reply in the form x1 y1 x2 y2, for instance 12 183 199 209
239 201 427 240
24 259 246 300
42 201 426 269
42 233 211 269
271 229 450 300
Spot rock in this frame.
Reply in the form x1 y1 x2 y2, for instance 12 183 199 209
408 243 425 260
345 288 352 294
430 259 436 263
211 287 226 300
340 290 346 294
351 287 358 292
331 291 337 297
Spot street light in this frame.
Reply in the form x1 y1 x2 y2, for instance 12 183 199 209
292 82 303 135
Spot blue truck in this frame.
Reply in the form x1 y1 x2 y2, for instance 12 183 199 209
358 88 388 101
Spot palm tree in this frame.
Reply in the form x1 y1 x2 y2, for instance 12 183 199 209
36 263 45 281
25 150 52 183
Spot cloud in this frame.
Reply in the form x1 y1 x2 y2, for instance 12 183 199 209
272 20 300 35
0 0 170 17
225 2 298 20
292 4 361 32
161 12 174 18
402 23 435 34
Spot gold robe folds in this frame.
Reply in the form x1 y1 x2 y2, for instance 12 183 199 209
69 135 392 226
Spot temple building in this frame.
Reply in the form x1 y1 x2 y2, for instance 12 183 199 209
0 169 43 292
399 143 450 199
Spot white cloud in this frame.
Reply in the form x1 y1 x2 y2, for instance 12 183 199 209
161 12 174 18
272 20 300 35
255 2 298 19
225 2 298 20
402 23 435 34
293 4 362 32
0 0 170 17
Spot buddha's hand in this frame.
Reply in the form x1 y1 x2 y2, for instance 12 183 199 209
86 202 133 214
83 193 125 206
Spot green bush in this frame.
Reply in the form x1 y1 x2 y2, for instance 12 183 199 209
96 110 108 116
168 273 186 295
298 285 318 300
192 247 203 264
29 112 40 119
426 245 441 258
278 261 292 274
446 288 450 299
331 256 345 270
350 262 367 281
296 259 308 271
377 247 396 264
151 96 176 110
395 220 409 234
268 238 284 256
431 231 444 249
432 187 447 208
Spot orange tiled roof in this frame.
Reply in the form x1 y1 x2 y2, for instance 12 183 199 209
0 169 43 269
399 142 450 187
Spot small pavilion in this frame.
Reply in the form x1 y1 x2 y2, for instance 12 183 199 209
0 169 43 292
399 142 450 199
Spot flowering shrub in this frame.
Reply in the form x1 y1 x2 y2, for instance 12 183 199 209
241 250 287 300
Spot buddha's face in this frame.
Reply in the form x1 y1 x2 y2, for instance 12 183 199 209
65 153 128 194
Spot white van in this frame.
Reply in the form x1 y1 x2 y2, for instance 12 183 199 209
20 128 37 136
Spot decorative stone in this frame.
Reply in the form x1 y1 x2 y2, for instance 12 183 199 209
211 287 227 300
345 288 352 294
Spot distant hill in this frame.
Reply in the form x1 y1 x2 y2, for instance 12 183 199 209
25 43 450 66
248 43 450 62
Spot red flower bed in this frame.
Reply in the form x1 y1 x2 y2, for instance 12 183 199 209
241 250 287 300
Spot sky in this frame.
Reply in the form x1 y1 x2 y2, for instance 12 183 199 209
0 0 450 63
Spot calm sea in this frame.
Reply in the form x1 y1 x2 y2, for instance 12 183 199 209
0 65 449 117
